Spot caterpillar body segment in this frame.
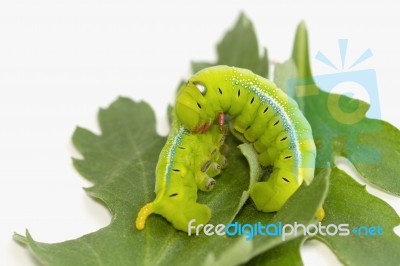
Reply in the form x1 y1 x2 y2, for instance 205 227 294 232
175 66 317 213
135 119 228 232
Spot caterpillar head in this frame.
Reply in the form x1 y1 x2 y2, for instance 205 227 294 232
176 66 233 132
175 81 214 133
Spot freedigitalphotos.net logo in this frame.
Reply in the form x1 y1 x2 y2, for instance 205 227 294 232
187 220 383 240
286 39 381 167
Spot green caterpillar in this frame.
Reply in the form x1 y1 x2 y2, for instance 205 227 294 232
175 65 317 213
135 117 228 232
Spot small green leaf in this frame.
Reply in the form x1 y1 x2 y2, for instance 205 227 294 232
235 143 264 216
238 144 263 188
192 13 268 78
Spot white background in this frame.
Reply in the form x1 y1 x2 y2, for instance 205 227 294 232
1 1 400 265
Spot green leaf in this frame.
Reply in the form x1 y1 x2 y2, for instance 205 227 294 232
191 12 269 78
290 22 400 196
315 168 400 266
14 97 329 266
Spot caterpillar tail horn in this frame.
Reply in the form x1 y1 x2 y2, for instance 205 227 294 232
135 203 154 230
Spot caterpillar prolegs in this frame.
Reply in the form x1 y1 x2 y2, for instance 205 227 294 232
175 65 318 214
135 117 228 232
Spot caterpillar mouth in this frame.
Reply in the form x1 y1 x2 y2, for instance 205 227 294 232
193 113 225 134
193 120 212 134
